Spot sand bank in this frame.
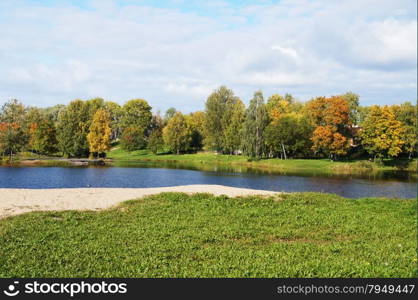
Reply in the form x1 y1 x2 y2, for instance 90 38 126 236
0 185 278 219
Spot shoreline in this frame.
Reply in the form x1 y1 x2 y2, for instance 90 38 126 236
0 185 279 219
2 153 416 175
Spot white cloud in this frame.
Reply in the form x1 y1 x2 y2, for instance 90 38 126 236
0 0 416 111
271 45 299 61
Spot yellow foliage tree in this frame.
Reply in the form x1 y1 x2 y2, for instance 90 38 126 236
163 112 192 154
360 105 404 159
266 94 290 123
87 109 112 158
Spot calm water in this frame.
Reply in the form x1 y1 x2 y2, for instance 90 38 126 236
0 164 416 198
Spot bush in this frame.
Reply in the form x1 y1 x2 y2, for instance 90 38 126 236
353 160 375 171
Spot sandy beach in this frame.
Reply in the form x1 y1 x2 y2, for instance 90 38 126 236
0 185 278 219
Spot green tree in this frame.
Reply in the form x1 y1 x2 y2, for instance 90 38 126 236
120 126 146 151
186 111 206 152
340 91 360 125
242 91 269 159
284 93 294 103
393 102 417 158
223 100 245 154
204 86 240 152
87 109 112 158
85 97 105 119
25 107 43 128
360 105 404 159
147 112 165 154
163 112 191 154
265 113 313 159
121 99 152 132
56 99 90 158
147 129 164 154
0 99 28 161
357 106 371 124
149 112 164 134
164 108 177 124
43 104 66 122
104 101 123 140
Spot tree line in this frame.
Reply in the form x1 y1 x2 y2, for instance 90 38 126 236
0 86 416 161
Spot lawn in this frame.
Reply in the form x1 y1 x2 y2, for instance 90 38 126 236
0 192 416 277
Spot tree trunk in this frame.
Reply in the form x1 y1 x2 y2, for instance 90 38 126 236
281 143 287 160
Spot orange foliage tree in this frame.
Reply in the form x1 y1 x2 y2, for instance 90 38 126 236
306 96 352 159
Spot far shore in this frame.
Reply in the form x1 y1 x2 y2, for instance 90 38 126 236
0 185 279 219
2 151 416 175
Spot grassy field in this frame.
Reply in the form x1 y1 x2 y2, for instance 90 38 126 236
0 192 416 277
107 147 417 174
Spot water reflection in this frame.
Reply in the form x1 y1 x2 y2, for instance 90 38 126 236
111 160 416 182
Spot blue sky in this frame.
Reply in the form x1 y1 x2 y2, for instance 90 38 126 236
0 0 416 112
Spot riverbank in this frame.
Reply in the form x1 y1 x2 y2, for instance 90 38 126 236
2 150 416 176
0 191 415 277
107 148 417 174
0 185 278 219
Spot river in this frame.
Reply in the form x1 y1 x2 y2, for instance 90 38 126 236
0 162 416 198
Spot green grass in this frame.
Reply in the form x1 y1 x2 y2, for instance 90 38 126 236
107 147 417 174
0 192 416 277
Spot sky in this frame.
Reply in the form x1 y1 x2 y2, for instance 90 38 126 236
0 0 416 112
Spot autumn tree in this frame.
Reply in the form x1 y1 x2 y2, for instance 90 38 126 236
311 125 349 158
0 99 28 161
264 93 309 159
87 109 112 158
242 91 269 159
163 112 191 154
28 115 57 155
266 94 289 120
306 96 352 159
360 105 404 159
204 86 240 152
